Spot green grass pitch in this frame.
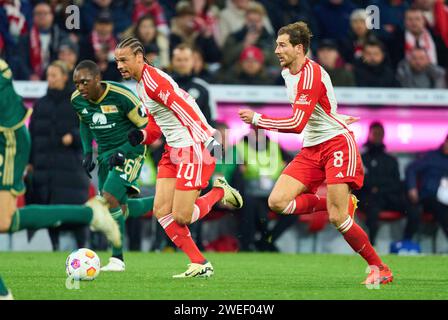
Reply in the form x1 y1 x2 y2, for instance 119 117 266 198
1 252 447 300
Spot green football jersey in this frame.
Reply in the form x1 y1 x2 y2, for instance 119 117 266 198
71 81 148 155
0 59 31 130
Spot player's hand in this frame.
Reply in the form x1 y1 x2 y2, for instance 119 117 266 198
82 152 95 179
341 114 360 125
239 109 255 124
109 151 126 170
128 129 145 146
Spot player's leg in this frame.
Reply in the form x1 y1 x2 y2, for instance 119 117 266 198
0 126 119 245
0 275 13 300
0 191 120 246
324 133 392 284
126 196 154 218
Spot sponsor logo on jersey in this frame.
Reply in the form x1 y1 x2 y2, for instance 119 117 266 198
158 90 170 105
81 108 88 114
100 105 119 113
295 94 311 105
92 112 108 125
184 181 193 187
120 173 127 180
138 104 146 118
336 172 344 178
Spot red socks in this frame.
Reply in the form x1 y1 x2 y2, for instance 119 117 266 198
337 216 382 266
282 194 327 215
191 187 224 223
158 214 205 264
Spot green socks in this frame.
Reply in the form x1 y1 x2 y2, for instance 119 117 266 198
110 207 125 261
127 196 154 218
0 276 9 296
8 205 93 233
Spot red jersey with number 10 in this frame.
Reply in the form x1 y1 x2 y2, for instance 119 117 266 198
136 64 215 148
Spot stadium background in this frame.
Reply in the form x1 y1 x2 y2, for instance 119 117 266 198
1 0 447 255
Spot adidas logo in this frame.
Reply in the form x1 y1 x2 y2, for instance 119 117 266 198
120 174 127 180
82 108 88 114
184 181 193 187
336 172 344 178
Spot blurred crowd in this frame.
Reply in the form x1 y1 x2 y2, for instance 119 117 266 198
2 0 448 253
0 0 447 88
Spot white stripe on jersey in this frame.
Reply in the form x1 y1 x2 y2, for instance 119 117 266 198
171 101 208 141
259 109 305 129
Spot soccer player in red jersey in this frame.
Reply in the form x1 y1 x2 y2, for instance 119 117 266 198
239 22 393 285
114 38 243 278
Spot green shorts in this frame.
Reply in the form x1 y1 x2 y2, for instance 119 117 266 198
0 125 30 195
97 144 146 204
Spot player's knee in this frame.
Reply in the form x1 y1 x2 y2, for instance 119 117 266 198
268 195 288 213
327 205 346 226
172 213 191 226
0 211 12 233
103 192 120 208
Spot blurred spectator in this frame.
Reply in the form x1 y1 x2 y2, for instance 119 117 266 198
354 40 398 87
396 47 446 88
192 47 213 82
170 43 217 125
1 0 31 42
387 8 448 69
356 122 420 245
80 0 133 36
221 2 277 71
214 45 273 85
372 0 409 42
169 1 221 64
122 14 169 69
313 0 357 42
132 0 169 36
317 39 355 87
406 134 448 242
14 2 69 80
276 0 318 47
28 60 90 250
218 0 274 47
235 129 289 251
413 0 448 48
236 129 288 251
57 38 79 89
79 13 121 81
339 9 380 66
191 0 222 53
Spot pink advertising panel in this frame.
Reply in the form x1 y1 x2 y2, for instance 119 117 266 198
217 104 448 153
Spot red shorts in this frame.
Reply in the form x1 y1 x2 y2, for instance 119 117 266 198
283 132 364 193
157 143 216 191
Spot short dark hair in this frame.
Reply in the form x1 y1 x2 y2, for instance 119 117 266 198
277 22 312 54
74 60 100 77
364 39 385 52
369 121 384 131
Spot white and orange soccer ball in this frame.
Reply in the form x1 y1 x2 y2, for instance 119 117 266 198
65 248 101 281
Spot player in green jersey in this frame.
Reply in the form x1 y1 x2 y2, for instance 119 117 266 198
72 60 155 271
0 59 121 300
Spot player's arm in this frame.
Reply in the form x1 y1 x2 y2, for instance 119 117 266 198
79 119 94 155
128 113 163 146
240 66 322 134
141 69 212 143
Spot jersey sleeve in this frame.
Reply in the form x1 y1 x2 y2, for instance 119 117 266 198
117 87 148 129
141 67 212 143
142 113 162 145
253 64 322 134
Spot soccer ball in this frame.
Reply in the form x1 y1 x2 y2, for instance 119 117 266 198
65 248 101 281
